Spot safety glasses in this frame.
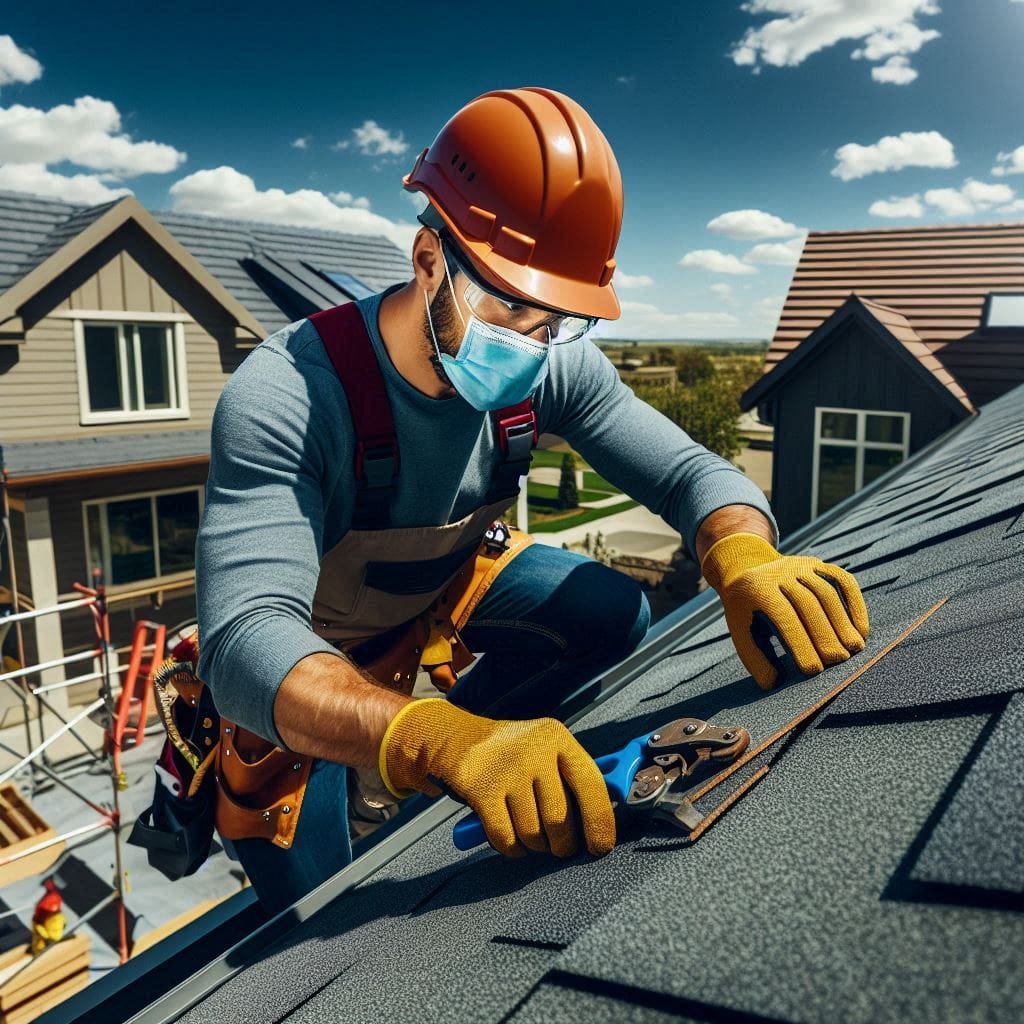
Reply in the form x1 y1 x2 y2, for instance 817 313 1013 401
440 235 598 345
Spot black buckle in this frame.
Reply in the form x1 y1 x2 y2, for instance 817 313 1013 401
356 440 399 488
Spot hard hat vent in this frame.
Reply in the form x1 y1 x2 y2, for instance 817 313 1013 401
450 152 475 182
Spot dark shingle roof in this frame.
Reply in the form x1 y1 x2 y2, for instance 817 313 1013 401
0 430 211 481
0 190 412 334
81 381 1024 1024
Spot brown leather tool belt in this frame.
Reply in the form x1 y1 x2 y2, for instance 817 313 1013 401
212 526 535 848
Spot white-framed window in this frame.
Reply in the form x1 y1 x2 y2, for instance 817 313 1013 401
82 486 203 587
811 407 911 519
73 317 189 425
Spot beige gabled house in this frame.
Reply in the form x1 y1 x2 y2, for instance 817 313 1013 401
0 189 410 723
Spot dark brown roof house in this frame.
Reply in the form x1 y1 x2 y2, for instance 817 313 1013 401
741 221 1024 536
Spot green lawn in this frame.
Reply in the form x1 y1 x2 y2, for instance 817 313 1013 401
529 449 573 469
527 482 609 503
582 470 617 493
527 499 640 533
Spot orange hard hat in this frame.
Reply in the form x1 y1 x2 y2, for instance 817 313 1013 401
403 87 623 321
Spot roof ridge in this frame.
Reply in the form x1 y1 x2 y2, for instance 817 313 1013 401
152 206 402 248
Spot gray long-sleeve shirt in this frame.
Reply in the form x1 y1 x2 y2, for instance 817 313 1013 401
196 285 779 745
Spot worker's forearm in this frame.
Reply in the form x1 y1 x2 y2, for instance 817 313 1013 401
273 652 411 768
695 504 776 565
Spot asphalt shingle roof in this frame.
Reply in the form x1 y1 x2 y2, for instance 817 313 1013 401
113 381 1024 1024
0 430 211 480
0 189 412 335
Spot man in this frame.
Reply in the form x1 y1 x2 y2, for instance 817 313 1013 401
196 87 869 913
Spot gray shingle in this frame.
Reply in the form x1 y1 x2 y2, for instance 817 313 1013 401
56 384 1024 1023
0 189 412 335
0 430 211 478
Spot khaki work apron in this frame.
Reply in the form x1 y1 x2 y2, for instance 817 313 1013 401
214 507 534 849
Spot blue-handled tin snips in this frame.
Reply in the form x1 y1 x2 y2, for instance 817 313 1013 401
452 716 750 851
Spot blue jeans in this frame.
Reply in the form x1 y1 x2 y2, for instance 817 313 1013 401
229 543 651 914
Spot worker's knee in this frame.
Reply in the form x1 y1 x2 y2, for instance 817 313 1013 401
563 563 650 663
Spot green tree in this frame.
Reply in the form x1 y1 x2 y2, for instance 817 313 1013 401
557 452 580 510
634 375 744 462
673 348 715 387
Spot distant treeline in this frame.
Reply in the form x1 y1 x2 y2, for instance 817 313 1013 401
599 339 769 356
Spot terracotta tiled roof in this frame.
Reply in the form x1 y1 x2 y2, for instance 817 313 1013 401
767 222 1024 375
856 296 975 412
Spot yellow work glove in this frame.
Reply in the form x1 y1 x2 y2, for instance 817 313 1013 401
701 532 870 690
379 698 616 859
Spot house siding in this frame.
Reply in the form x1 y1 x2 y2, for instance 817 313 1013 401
1 223 249 442
771 319 965 539
21 465 210 658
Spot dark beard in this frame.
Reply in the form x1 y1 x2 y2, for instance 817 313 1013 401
422 283 462 390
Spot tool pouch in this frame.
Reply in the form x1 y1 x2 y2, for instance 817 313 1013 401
127 633 221 881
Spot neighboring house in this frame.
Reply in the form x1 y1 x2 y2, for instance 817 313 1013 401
0 189 410 690
56 379 1024 1024
741 222 1024 538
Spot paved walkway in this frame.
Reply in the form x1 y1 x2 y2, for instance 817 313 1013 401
532 503 683 561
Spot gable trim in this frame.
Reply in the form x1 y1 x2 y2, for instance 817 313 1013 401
741 295 975 419
0 196 266 343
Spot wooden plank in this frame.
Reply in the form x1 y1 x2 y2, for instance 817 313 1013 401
130 895 230 958
0 939 90 1010
0 969 89 1024
0 935 89 991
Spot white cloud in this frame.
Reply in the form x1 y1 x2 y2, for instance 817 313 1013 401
730 1 940 84
743 236 805 265
0 162 131 203
710 282 735 304
291 136 309 150
352 119 408 157
993 145 1024 177
832 130 956 181
923 178 1014 217
0 95 187 177
613 300 741 339
615 270 655 288
869 194 924 217
679 249 758 275
706 208 800 240
168 166 418 251
616 74 635 85
328 189 372 209
755 295 785 322
0 35 42 89
403 189 428 213
999 198 1024 212
871 55 917 84
331 139 351 151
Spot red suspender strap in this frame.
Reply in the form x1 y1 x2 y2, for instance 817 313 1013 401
494 398 538 459
307 302 400 489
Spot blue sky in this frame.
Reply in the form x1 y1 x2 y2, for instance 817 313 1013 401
2 1 1024 339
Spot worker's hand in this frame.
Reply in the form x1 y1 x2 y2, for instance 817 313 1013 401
701 532 869 690
379 698 615 859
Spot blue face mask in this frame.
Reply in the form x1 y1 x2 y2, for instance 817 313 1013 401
423 252 550 412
